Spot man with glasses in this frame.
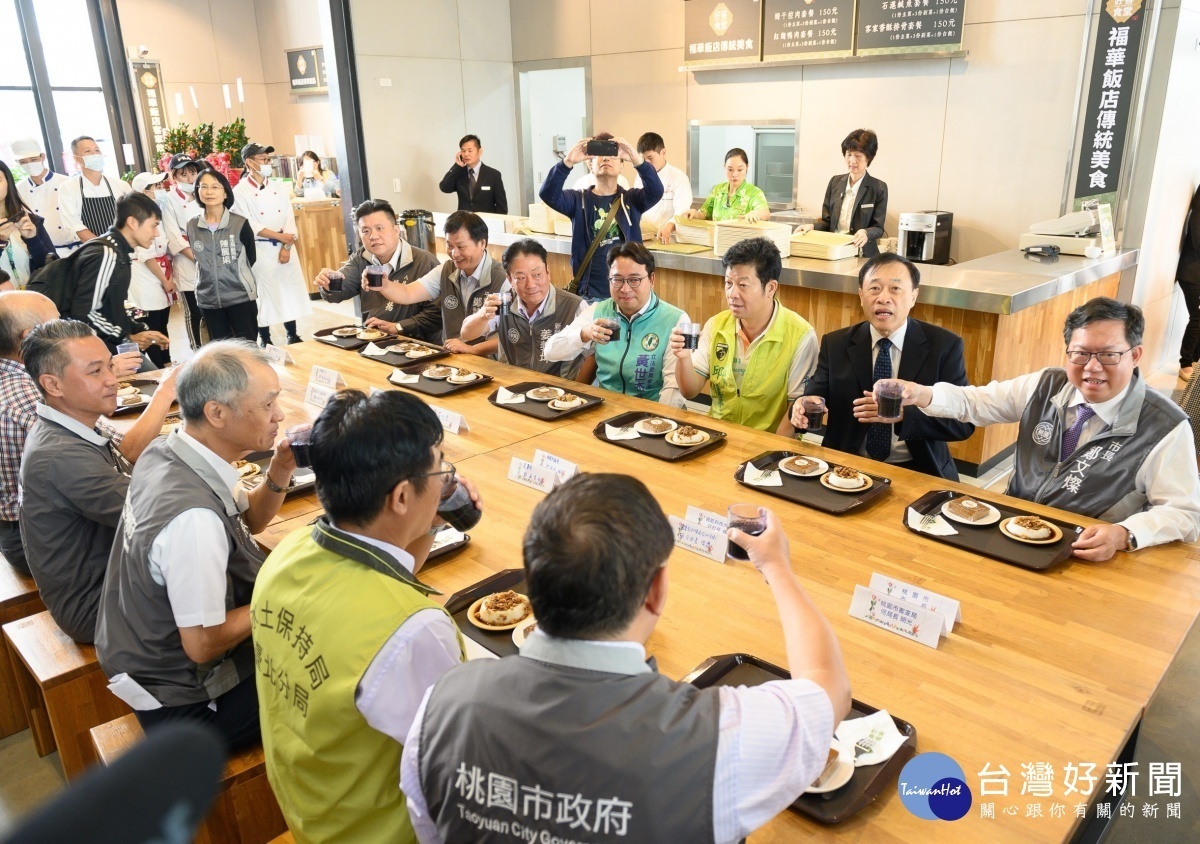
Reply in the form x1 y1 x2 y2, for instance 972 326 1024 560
544 242 691 406
252 389 480 841
892 297 1200 560
458 238 588 379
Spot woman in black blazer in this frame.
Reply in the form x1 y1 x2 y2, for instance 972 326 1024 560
803 129 888 258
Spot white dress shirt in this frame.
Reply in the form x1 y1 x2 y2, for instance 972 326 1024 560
634 162 694 230
859 323 912 464
542 298 691 408
58 174 131 237
925 370 1200 548
16 170 75 250
690 302 818 402
415 252 494 303
836 173 865 234
399 633 835 844
480 286 588 335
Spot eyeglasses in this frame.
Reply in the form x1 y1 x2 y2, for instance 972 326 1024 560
1065 349 1132 366
412 460 457 490
609 275 647 290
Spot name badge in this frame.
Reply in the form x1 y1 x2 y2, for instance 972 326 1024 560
481 185 492 191
310 365 345 388
507 457 556 493
429 404 470 435
868 573 960 636
304 382 335 408
861 203 874 209
263 344 294 365
684 506 728 533
668 515 728 563
533 449 578 484
848 585 942 648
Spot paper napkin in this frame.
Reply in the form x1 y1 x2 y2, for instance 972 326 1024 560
906 507 959 536
389 368 419 384
835 710 909 767
362 342 391 357
496 386 526 404
743 463 783 487
604 424 641 440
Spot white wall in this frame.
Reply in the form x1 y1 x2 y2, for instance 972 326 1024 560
526 67 588 193
254 0 337 156
350 0 519 214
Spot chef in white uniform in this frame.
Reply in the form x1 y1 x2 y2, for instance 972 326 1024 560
231 142 311 345
58 135 131 243
10 137 76 257
159 153 205 349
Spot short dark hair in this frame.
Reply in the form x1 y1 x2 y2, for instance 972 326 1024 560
70 136 96 154
636 132 665 155
353 198 398 223
721 237 781 286
21 319 95 395
841 129 879 165
174 162 201 179
858 252 920 288
502 238 549 274
524 474 673 639
606 241 655 273
1062 297 1144 347
115 192 162 229
593 131 614 142
444 210 489 245
311 389 444 525
724 147 749 166
459 134 481 149
195 168 234 210
301 150 325 175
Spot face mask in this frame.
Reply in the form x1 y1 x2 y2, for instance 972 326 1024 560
178 181 195 195
25 160 46 178
256 162 273 179
82 153 105 171
302 161 314 176
154 189 169 202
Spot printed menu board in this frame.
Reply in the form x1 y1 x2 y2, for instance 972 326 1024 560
684 0 764 66
856 0 965 56
763 0 855 61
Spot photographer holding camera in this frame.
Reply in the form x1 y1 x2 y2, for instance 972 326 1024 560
538 133 663 303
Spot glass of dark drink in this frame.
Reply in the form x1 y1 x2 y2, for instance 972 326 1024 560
597 318 621 342
726 503 767 562
802 397 826 433
327 271 344 293
499 290 512 315
285 423 314 469
681 322 701 351
436 462 482 531
365 265 387 290
874 379 905 423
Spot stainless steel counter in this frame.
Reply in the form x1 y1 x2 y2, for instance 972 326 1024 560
483 231 1138 315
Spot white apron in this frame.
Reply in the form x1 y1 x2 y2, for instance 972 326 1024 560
232 178 312 326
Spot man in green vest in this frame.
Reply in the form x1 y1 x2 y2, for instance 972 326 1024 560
671 237 817 434
252 390 480 843
543 242 691 406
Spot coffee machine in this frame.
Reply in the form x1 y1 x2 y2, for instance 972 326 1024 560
898 211 953 264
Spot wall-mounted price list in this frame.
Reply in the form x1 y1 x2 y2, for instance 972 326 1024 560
763 1 855 61
856 0 965 55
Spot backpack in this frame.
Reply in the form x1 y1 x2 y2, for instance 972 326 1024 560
26 239 106 318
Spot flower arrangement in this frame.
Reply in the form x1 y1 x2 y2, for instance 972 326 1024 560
216 118 248 166
157 118 247 186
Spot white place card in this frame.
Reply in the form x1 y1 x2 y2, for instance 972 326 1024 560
508 457 557 493
668 515 728 563
368 386 384 397
263 344 294 365
868 573 961 636
685 506 729 533
429 404 470 435
310 365 346 388
303 382 336 408
848 585 942 649
533 449 578 484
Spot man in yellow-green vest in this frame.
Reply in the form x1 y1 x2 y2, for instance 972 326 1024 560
251 390 480 843
672 237 817 434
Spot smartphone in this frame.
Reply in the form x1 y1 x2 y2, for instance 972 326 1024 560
586 139 619 158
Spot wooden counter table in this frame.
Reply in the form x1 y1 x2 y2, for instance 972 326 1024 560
250 340 1200 843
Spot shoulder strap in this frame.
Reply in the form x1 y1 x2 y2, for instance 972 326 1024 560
567 194 623 295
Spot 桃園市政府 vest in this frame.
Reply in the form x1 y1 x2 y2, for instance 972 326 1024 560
434 252 506 345
497 284 585 380
592 294 683 402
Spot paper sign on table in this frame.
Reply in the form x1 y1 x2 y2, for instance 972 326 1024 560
742 462 783 487
604 423 640 441
508 457 557 493
429 404 470 435
495 386 525 404
263 344 294 365
848 585 942 649
668 515 728 563
304 382 336 408
685 506 729 533
533 449 578 484
310 365 346 388
868 573 961 635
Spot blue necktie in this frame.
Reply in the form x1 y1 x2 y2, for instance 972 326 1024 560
866 339 893 461
1060 405 1095 460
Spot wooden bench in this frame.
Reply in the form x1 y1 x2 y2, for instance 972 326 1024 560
2 610 129 779
90 714 288 844
0 555 45 738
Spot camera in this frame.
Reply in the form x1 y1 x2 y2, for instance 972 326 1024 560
586 139 619 158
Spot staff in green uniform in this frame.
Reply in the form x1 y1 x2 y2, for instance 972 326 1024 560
684 147 770 224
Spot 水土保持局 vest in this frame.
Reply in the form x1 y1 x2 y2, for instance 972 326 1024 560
705 304 812 432
497 284 585 379
1007 368 1186 521
252 517 463 844
592 293 683 401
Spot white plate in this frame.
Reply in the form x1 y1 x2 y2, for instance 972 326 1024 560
634 417 678 436
806 739 855 794
549 396 586 410
422 366 455 380
525 386 564 402
512 618 538 647
665 428 711 447
117 393 148 407
332 327 360 337
448 372 482 384
778 456 829 477
405 347 438 358
940 498 1001 526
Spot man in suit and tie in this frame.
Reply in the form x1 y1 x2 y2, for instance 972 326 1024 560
801 129 888 258
789 253 973 479
438 134 508 214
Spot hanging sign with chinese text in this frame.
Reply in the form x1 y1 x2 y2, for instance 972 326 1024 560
130 61 166 165
856 0 965 56
684 0 764 66
1072 0 1146 208
764 0 854 61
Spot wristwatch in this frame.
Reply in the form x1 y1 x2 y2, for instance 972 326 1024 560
264 473 294 494
1124 527 1138 552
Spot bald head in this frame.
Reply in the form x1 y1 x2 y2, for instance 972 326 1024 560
0 291 59 360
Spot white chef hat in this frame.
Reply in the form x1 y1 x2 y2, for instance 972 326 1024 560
131 171 167 192
10 138 43 158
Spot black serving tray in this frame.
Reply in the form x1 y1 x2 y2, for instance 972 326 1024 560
443 569 530 658
237 450 315 496
427 526 470 561
487 381 605 421
111 378 177 417
357 336 450 368
733 450 892 515
592 411 726 462
388 363 494 397
685 653 917 825
905 489 1084 571
313 325 371 350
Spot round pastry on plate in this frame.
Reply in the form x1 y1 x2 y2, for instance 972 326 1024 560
423 365 454 380
357 328 388 341
512 618 538 647
1000 515 1062 544
941 496 1001 526
332 327 360 337
117 384 140 397
548 393 585 411
665 425 709 447
405 347 438 358
448 368 481 384
468 590 533 631
526 386 564 402
234 460 261 479
634 417 677 436
119 393 147 406
820 465 871 492
778 455 828 477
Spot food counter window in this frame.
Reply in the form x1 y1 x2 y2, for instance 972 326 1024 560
688 120 797 209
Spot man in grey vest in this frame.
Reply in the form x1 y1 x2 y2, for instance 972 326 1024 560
459 238 588 379
895 297 1200 561
401 474 851 843
313 199 442 343
19 320 176 643
373 211 505 355
95 340 297 751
